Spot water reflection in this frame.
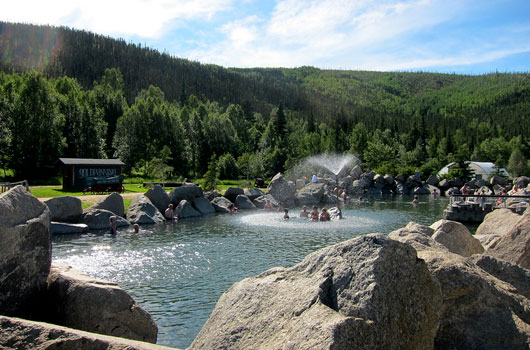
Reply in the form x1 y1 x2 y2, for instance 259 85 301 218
52 195 448 348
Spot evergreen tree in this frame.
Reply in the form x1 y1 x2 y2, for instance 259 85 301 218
203 154 219 191
508 146 529 177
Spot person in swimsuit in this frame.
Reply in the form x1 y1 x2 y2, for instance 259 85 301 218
310 206 320 222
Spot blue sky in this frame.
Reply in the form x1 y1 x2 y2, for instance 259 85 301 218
3 0 530 74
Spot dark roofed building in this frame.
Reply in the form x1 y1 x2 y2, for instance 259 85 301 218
58 158 125 191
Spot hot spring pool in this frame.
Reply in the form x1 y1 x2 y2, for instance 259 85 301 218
52 196 448 348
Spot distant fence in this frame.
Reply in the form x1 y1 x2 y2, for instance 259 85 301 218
0 180 29 193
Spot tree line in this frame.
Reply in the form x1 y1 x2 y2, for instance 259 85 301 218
0 68 529 183
1 21 530 181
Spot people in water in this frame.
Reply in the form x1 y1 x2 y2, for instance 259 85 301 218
310 206 320 222
283 209 290 220
320 208 331 221
264 198 274 211
109 216 117 235
133 223 140 233
412 195 419 206
299 206 309 218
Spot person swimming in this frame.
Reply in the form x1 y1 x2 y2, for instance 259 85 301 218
299 206 309 218
310 206 319 222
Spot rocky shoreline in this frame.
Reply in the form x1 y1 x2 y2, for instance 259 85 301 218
2 184 530 349
44 169 530 235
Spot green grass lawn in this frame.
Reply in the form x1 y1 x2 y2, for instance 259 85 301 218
29 184 151 198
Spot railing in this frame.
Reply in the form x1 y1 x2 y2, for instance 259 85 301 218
450 194 530 208
0 180 29 193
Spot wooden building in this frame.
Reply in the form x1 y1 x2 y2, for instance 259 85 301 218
58 158 125 191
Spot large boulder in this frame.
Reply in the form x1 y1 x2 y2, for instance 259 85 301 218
352 170 374 192
175 199 202 218
51 222 89 235
234 195 256 210
350 164 362 180
429 219 484 257
44 196 82 222
252 194 278 209
90 193 125 217
390 223 530 349
266 173 296 207
126 195 166 225
169 185 204 205
211 196 232 213
426 175 440 186
0 316 170 350
0 186 51 317
413 185 432 195
513 176 530 188
395 180 409 195
244 188 265 201
373 174 385 189
190 234 442 350
45 263 158 343
490 174 508 186
144 185 170 214
79 209 130 230
224 187 244 203
486 208 530 269
475 208 521 236
295 182 326 205
193 196 216 215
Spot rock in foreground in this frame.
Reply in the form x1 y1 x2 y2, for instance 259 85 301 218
45 263 158 343
390 222 530 349
190 234 441 350
486 207 530 269
0 186 51 317
0 316 174 350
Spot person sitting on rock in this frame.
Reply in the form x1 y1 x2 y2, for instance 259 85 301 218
320 208 331 221
310 206 320 222
165 204 176 222
299 206 309 218
283 209 290 220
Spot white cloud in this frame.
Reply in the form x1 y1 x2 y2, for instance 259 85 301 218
2 0 235 38
185 0 530 71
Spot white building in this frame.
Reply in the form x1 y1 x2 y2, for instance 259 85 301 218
438 161 511 179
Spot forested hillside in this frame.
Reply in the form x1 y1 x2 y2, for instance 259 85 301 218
1 21 529 181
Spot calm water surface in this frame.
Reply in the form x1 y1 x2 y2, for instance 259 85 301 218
52 196 448 348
